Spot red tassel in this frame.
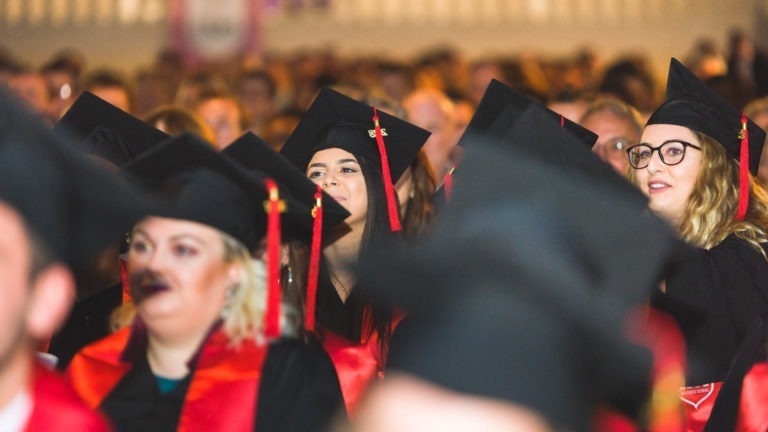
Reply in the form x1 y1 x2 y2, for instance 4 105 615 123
443 166 454 203
263 179 284 339
560 114 565 128
305 185 323 332
736 114 750 221
372 108 402 232
120 257 132 304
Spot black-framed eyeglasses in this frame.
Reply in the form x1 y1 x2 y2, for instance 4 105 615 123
626 140 702 169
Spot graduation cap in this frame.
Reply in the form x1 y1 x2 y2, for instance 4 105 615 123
280 87 431 232
358 141 680 429
0 89 151 268
647 58 767 220
223 132 351 331
499 104 646 206
54 91 169 167
122 134 285 337
458 79 598 149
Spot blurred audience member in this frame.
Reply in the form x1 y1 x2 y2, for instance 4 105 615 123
403 88 459 180
599 57 658 117
546 88 596 123
262 107 304 152
580 97 643 174
8 68 51 122
143 104 215 145
237 68 277 135
82 69 133 113
744 96 768 185
194 90 248 150
41 50 84 121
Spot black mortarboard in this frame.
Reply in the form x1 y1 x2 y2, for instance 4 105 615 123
280 87 430 231
646 58 767 220
122 133 287 338
224 132 349 239
458 79 598 149
648 58 766 176
122 133 269 250
359 142 680 429
500 104 646 208
224 132 351 332
54 91 169 166
0 89 151 267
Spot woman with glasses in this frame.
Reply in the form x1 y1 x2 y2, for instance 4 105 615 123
626 59 768 431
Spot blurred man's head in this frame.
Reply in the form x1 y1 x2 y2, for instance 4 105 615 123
82 70 132 113
403 89 458 179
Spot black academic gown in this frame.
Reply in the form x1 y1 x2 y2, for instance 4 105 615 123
70 327 345 432
651 234 768 385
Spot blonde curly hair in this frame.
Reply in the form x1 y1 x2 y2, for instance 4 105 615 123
629 130 768 256
111 232 267 345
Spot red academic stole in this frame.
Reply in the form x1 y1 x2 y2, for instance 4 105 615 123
25 362 112 432
318 312 404 415
680 381 723 432
318 327 383 415
735 361 768 432
67 327 268 432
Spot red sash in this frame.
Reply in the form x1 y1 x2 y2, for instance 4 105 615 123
67 327 268 432
735 361 768 432
680 381 722 432
319 327 383 415
26 362 112 432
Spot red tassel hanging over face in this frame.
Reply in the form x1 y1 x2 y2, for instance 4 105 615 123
736 114 750 221
372 108 402 232
305 185 323 332
263 179 284 339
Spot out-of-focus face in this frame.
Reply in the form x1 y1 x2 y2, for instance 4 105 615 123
0 204 34 367
128 217 237 339
404 94 457 179
44 70 76 120
583 110 639 174
89 85 131 113
353 374 553 432
9 73 50 117
547 101 588 124
633 124 703 227
238 78 275 127
196 98 244 150
307 148 368 229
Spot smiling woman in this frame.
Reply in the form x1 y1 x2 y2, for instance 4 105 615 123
626 59 768 431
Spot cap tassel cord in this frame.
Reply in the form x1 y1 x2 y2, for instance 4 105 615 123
443 165 454 203
120 256 132 304
305 185 323 332
736 114 749 221
372 107 403 232
264 179 284 338
560 114 565 128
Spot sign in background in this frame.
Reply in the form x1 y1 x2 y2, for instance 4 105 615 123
169 0 262 66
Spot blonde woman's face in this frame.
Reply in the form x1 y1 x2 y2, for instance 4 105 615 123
635 124 703 226
128 217 238 337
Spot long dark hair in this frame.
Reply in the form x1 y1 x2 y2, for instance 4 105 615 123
349 156 396 351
